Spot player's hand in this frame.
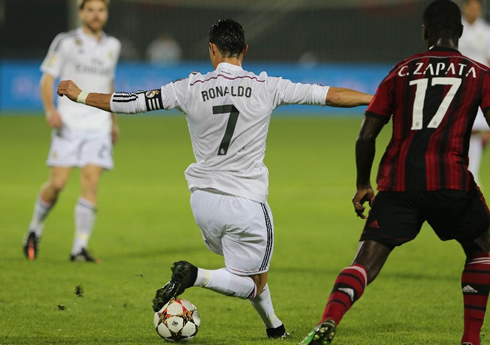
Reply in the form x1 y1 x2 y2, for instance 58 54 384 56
57 80 82 102
45 108 63 129
111 122 120 145
352 187 375 219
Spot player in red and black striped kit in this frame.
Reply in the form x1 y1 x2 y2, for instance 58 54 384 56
301 1 490 344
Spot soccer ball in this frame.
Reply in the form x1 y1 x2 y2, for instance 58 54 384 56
154 298 200 342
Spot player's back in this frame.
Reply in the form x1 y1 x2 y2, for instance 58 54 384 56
370 47 490 191
182 63 275 203
158 62 328 202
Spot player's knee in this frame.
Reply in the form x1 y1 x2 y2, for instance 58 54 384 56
81 172 100 190
48 178 67 192
475 228 490 254
250 273 268 295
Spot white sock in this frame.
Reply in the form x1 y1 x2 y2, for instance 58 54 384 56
469 134 483 185
249 284 282 328
28 196 54 237
195 268 256 299
71 198 97 255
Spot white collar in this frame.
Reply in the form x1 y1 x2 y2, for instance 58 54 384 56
77 27 106 43
462 17 485 28
216 62 243 71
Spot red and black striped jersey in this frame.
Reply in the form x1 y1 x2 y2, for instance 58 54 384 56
367 46 490 191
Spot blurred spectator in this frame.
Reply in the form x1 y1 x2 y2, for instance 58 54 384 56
119 36 140 61
146 32 182 65
298 51 319 69
459 0 490 185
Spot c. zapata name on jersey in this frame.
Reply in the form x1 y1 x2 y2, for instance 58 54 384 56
201 86 252 102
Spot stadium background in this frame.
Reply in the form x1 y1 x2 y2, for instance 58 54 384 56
1 0 488 113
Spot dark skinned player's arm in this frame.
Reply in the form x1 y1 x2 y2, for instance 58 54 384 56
352 116 386 218
356 116 386 189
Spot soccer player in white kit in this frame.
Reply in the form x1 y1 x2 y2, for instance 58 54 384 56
460 0 490 184
23 0 121 262
57 19 372 338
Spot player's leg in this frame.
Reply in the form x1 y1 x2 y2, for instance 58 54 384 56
459 236 490 345
426 188 490 345
70 164 104 262
301 191 423 345
323 240 392 324
458 191 490 345
70 133 112 262
24 166 72 260
300 240 392 345
153 191 287 337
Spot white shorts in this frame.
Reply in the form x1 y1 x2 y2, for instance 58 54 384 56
190 189 274 276
473 108 489 132
46 128 113 170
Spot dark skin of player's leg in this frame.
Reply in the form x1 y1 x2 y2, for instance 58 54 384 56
461 228 490 260
351 240 392 284
356 229 490 285
474 228 490 254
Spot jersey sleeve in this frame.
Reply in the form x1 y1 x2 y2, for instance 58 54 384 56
365 72 396 123
267 77 329 109
160 77 190 111
40 33 69 78
110 76 190 114
481 71 490 114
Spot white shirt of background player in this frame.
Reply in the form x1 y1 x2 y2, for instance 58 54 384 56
41 27 121 133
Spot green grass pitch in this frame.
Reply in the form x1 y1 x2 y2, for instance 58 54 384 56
0 114 489 344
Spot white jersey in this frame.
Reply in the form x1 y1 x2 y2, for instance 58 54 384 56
460 18 490 66
41 27 121 133
460 18 490 131
111 62 328 202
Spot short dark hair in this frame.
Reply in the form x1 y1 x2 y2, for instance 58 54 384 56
423 0 462 39
208 19 246 58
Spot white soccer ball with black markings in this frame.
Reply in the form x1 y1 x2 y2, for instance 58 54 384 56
154 298 200 342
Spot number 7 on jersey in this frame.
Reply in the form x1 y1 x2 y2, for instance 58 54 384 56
213 105 240 155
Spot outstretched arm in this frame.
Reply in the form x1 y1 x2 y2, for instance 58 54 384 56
352 115 385 219
326 87 373 108
58 80 113 111
57 80 165 114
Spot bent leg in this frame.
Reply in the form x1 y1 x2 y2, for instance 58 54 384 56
24 167 72 260
460 230 490 345
300 240 392 345
247 271 286 336
321 240 392 325
194 267 257 298
193 267 286 337
28 166 72 236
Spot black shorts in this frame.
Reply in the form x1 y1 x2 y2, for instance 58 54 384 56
360 188 490 249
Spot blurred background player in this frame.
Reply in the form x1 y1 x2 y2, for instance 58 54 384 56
56 19 372 339
460 0 490 184
23 0 121 263
302 1 490 344
146 32 182 65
